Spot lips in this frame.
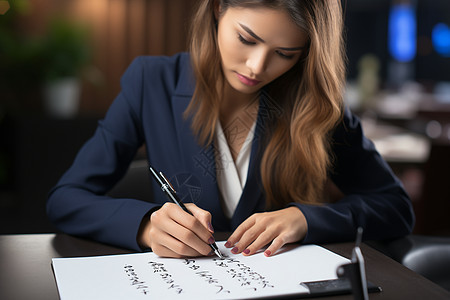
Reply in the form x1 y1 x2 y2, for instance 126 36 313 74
235 72 261 86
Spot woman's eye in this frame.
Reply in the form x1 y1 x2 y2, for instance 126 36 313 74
238 34 255 45
237 32 296 60
276 50 295 60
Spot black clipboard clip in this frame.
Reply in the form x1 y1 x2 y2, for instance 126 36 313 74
300 227 380 298
336 227 369 300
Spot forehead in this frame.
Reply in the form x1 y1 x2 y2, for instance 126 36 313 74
221 6 308 46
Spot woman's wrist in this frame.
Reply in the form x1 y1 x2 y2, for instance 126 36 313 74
137 211 153 251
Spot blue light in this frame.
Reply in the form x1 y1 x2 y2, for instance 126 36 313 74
388 4 417 62
432 23 450 57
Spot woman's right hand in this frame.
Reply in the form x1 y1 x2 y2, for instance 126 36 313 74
138 202 216 258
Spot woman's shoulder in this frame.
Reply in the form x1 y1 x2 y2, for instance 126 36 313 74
119 52 194 98
336 107 362 132
130 52 190 71
330 107 365 146
121 52 191 88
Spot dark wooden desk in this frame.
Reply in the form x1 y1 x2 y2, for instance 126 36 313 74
1 233 449 300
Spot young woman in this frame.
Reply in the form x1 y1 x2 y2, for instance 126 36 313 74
47 0 414 258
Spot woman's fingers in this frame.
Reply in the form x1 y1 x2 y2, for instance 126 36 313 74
186 203 215 233
163 212 212 255
241 230 275 256
168 204 214 246
225 214 257 250
149 228 202 258
263 236 286 257
230 217 265 254
148 203 215 257
226 207 308 257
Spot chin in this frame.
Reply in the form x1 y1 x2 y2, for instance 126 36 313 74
231 81 261 94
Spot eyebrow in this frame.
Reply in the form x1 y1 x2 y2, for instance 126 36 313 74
238 23 306 51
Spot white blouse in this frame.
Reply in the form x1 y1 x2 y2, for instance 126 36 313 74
215 120 256 218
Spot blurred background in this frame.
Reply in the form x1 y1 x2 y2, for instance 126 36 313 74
0 0 449 237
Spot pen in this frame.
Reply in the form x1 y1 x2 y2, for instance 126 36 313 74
149 165 224 259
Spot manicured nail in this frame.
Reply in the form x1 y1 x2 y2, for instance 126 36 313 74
264 250 271 257
224 241 232 248
208 250 215 256
208 237 215 244
243 249 250 255
231 247 239 254
207 222 214 232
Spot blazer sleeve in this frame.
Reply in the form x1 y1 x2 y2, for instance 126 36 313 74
290 108 415 243
46 57 161 251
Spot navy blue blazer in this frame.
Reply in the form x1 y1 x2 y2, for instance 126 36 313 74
47 53 415 251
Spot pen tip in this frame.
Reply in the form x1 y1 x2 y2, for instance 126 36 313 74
209 242 224 258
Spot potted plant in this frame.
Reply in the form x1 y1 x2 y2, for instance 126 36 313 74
40 17 91 118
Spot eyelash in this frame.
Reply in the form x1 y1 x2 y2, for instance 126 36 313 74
237 33 255 45
276 51 295 60
237 33 295 60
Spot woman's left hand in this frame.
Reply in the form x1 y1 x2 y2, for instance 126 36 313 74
225 206 308 257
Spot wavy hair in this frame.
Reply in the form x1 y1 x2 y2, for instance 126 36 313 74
186 0 346 208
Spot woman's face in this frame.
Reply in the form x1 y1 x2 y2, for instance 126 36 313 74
217 6 308 98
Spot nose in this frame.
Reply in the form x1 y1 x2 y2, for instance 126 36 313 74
246 48 268 76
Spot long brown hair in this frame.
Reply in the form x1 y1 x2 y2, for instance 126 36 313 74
186 0 346 208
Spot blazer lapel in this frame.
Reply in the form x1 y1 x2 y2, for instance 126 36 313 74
230 93 274 229
170 59 229 230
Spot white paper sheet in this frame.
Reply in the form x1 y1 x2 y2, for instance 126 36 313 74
52 242 349 300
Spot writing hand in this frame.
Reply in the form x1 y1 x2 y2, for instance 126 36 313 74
138 203 216 258
225 206 308 257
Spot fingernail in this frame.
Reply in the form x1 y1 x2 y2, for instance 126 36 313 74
243 249 250 255
231 247 239 254
208 237 215 244
224 241 232 248
264 250 271 257
208 250 215 256
207 222 214 232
